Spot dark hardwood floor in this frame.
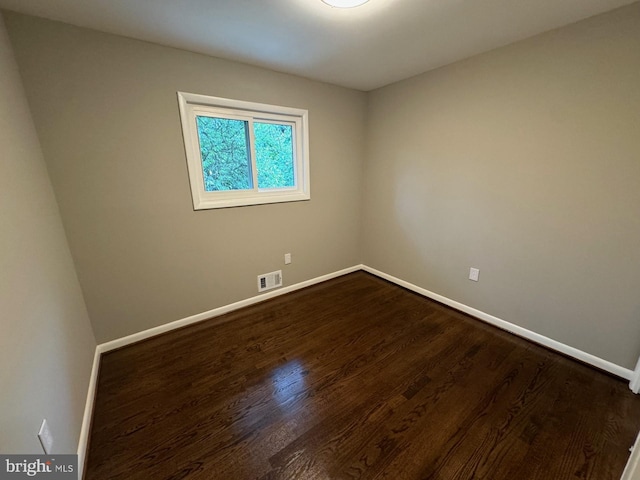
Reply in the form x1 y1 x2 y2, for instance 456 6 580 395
84 272 640 479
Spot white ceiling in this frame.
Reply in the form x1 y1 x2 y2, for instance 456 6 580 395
0 0 635 91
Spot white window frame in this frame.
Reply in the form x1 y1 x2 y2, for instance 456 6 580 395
177 92 310 210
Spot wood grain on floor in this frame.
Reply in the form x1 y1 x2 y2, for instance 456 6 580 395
84 272 640 479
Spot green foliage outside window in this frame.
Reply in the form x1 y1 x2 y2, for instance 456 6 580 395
196 116 252 191
196 116 295 192
255 122 294 189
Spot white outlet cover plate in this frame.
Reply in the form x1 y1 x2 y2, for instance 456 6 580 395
284 253 292 265
469 267 480 282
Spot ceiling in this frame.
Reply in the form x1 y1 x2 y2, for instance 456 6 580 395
0 0 635 91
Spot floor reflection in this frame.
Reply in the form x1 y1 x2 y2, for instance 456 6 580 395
270 359 310 409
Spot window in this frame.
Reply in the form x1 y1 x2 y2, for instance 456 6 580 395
177 92 310 209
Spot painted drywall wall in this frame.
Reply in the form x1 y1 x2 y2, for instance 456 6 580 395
4 13 367 343
362 3 640 369
0 14 96 454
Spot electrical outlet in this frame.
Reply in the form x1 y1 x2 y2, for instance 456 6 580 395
284 253 292 265
469 267 480 282
38 419 53 454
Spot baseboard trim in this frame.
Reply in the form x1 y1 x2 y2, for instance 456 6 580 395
77 345 102 480
78 263 637 477
77 265 361 476
630 357 640 394
361 265 634 381
621 432 640 480
100 264 362 353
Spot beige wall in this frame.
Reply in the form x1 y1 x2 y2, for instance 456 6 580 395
362 3 640 369
4 4 639 371
0 15 96 453
4 13 367 343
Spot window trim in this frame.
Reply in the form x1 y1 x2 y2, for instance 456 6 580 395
177 92 310 210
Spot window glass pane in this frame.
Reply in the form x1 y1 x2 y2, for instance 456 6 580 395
196 116 253 191
254 122 295 189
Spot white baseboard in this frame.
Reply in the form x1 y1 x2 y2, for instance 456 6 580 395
361 265 634 381
99 265 361 352
77 265 361 476
78 265 362 479
77 346 102 480
77 263 639 478
630 357 640 395
622 432 640 480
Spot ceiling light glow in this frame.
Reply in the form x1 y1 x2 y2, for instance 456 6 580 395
322 0 370 8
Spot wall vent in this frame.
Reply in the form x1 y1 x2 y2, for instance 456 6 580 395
257 270 283 292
